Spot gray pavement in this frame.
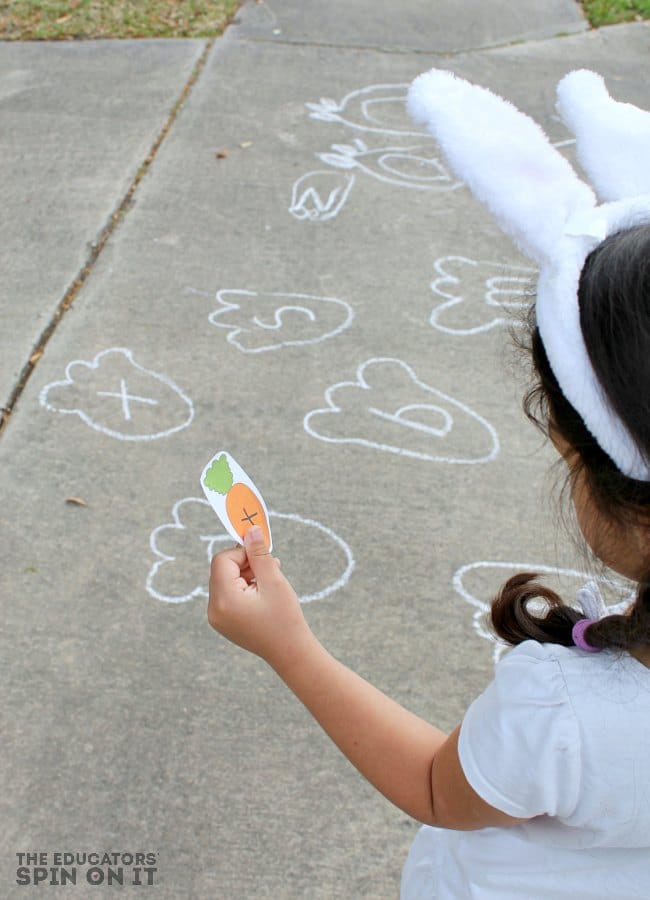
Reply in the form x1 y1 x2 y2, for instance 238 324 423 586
1 2 648 897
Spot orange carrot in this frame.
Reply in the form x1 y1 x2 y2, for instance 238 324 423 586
226 481 271 548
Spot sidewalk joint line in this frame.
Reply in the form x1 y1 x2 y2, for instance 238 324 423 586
234 25 588 56
0 37 215 438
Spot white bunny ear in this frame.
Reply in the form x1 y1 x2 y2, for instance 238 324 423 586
407 69 596 266
556 69 650 203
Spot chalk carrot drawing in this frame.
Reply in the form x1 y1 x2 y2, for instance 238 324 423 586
306 84 423 137
429 256 535 335
146 498 354 605
39 347 194 441
209 289 354 352
289 170 356 221
318 139 462 191
303 357 499 464
200 451 272 551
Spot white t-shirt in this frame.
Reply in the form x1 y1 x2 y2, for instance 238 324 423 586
401 640 650 899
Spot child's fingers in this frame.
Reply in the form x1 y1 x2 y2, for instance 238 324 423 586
217 544 248 566
209 543 282 599
240 556 281 581
210 545 248 592
208 549 253 631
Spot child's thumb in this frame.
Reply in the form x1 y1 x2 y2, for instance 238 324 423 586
244 526 276 582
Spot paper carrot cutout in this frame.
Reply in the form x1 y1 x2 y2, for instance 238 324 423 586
200 451 272 551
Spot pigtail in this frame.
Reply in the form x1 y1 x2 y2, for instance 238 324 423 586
491 575 650 652
490 573 582 648
584 578 650 651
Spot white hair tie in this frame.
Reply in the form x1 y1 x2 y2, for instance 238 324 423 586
576 581 608 621
407 69 650 481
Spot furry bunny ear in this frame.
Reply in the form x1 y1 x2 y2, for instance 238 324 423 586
408 67 650 481
407 69 596 266
556 69 650 202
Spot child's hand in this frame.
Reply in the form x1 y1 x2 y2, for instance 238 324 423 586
208 526 314 674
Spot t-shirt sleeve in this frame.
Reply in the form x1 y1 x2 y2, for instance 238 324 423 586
457 641 581 820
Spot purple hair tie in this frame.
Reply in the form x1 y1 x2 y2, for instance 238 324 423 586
572 618 602 653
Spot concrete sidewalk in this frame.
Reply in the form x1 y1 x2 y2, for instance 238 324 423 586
1 2 648 897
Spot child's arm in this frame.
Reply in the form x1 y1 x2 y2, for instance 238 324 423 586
208 527 527 830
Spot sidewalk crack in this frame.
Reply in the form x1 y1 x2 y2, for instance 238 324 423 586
0 37 215 438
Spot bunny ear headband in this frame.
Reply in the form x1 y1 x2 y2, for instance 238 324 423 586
408 69 650 481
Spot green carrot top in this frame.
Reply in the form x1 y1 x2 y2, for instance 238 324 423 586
203 454 234 495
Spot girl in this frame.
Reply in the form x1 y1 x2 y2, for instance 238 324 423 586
207 70 650 898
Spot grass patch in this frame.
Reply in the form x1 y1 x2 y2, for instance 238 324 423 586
0 0 241 41
581 0 650 26
3 0 648 41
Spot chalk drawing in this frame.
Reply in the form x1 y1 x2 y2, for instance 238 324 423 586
39 348 194 441
296 87 577 223
304 357 499 463
453 560 635 663
292 85 460 221
318 140 462 192
208 289 354 353
307 84 426 137
147 498 354 604
289 170 356 221
430 256 536 335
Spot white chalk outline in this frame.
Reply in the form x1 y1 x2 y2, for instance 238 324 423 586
39 348 194 441
273 511 355 603
430 256 536 335
318 139 462 192
304 357 500 464
146 498 355 605
208 289 354 353
306 84 428 137
453 560 635 663
289 170 356 221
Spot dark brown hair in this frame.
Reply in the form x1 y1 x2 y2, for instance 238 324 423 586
491 224 650 652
